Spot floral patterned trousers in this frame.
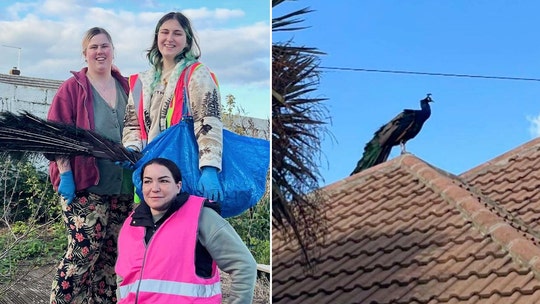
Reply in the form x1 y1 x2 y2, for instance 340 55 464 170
50 192 133 304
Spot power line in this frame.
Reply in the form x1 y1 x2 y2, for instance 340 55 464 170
319 66 540 82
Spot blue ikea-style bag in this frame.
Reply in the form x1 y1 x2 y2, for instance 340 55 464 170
132 118 270 218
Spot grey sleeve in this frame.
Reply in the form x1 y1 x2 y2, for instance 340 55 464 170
116 274 123 300
198 207 257 304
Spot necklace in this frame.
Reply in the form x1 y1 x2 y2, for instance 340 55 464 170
161 67 174 85
155 67 174 94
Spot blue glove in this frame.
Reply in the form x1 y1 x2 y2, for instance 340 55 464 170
114 147 136 170
58 171 76 205
115 160 135 170
198 166 223 202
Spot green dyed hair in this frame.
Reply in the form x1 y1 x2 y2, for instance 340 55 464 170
146 12 201 74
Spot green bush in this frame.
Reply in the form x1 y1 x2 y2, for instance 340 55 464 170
0 155 60 224
228 194 270 265
0 156 64 284
0 220 65 277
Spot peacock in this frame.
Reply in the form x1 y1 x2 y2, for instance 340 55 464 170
0 110 141 164
350 94 434 175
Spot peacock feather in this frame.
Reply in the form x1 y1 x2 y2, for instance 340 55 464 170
0 111 141 164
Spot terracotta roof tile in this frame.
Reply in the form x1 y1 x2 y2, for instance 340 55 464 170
273 137 540 303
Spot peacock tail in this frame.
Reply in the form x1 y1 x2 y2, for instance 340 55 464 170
350 136 392 175
0 111 141 164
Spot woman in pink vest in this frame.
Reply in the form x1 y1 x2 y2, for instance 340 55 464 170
115 158 256 303
122 11 223 202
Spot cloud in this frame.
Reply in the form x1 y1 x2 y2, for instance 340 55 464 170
183 7 245 22
527 114 540 138
41 0 85 17
197 22 270 86
0 2 270 94
0 1 269 118
4 1 37 19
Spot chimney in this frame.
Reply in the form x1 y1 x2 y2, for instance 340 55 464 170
9 67 20 75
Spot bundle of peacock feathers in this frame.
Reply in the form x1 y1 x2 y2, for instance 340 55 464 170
0 111 141 164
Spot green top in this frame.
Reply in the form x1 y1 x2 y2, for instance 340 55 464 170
87 80 133 195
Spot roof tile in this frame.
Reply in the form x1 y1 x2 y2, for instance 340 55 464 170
273 137 540 303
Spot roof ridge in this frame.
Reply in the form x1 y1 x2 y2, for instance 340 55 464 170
399 153 540 279
460 137 540 178
325 153 404 193
0 72 63 89
398 154 540 240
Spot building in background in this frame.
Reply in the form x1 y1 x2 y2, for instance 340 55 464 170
0 73 61 118
0 73 269 138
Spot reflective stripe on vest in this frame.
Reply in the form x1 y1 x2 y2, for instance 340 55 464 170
119 279 221 299
128 74 147 142
116 195 221 303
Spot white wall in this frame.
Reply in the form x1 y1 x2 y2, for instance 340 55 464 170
0 73 61 119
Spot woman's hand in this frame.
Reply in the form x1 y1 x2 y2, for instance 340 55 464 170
198 166 223 202
58 171 76 205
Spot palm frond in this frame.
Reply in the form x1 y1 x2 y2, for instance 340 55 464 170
272 0 332 269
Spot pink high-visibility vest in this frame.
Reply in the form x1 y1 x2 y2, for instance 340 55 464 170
116 195 221 303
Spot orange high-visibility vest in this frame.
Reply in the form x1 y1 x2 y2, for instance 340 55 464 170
128 62 218 143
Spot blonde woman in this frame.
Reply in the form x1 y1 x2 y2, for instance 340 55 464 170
48 27 133 303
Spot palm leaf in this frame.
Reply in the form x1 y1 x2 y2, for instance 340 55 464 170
272 0 331 268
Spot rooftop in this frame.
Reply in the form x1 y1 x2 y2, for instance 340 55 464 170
0 73 62 90
273 137 540 303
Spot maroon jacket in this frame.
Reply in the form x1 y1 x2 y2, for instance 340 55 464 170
47 67 129 191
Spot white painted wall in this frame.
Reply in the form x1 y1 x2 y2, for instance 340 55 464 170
0 81 57 118
0 74 62 171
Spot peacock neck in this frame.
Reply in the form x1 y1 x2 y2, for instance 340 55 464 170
420 100 431 113
417 101 431 122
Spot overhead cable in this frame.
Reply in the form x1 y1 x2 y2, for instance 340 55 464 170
319 66 540 82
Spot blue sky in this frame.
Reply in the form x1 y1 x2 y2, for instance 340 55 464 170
274 0 540 186
0 0 270 119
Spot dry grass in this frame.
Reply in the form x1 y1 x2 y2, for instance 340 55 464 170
253 275 270 304
220 270 270 303
0 264 270 303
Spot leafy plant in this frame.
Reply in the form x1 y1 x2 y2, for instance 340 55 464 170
0 155 64 294
228 194 270 264
0 155 60 223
